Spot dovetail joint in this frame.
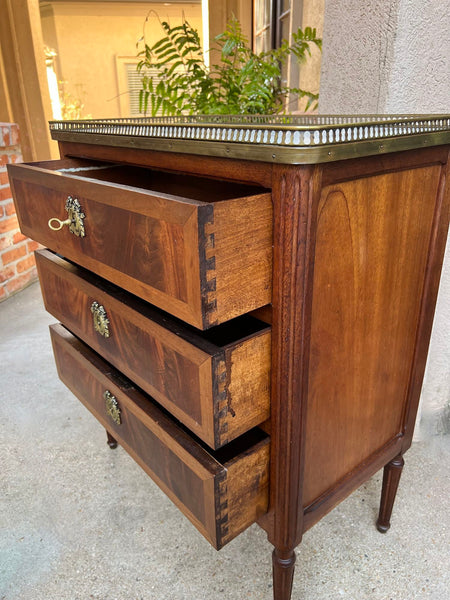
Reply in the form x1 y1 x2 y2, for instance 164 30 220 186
213 357 229 447
215 470 229 546
199 208 217 327
218 476 229 539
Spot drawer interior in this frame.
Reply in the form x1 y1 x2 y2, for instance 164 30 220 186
33 158 268 203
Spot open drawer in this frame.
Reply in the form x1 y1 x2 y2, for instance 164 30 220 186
8 158 272 329
50 323 270 550
37 249 271 449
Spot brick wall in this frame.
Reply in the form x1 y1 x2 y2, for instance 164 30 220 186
0 123 40 302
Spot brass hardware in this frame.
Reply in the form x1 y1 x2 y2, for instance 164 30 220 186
91 301 110 338
49 114 450 164
48 217 71 230
48 195 85 237
104 390 121 425
65 196 85 236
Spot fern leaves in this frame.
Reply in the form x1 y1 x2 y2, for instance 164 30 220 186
136 17 321 116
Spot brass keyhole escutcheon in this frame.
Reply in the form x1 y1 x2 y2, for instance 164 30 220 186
48 195 85 237
91 301 110 338
104 390 121 426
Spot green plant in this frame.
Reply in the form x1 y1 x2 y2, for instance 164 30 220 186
136 16 321 116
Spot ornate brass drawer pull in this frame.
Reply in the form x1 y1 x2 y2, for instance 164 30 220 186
91 301 110 338
48 196 85 237
104 390 121 425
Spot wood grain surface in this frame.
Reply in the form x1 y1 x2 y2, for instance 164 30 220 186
37 250 271 449
11 137 450 600
8 160 272 328
303 163 443 506
57 141 274 188
50 324 269 549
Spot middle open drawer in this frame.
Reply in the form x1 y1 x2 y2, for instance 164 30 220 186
36 250 271 449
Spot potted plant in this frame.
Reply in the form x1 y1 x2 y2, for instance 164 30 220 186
137 17 321 116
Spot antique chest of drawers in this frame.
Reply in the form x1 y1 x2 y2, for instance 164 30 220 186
8 115 450 600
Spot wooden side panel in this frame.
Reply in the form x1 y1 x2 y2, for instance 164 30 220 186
303 164 442 506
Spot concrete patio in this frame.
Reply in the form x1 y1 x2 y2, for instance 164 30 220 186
1 280 449 600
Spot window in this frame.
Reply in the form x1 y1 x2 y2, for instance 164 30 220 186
125 61 145 116
276 0 292 49
253 0 307 109
254 0 273 54
116 56 169 117
253 0 293 53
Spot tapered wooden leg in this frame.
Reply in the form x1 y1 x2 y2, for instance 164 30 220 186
106 430 118 449
272 548 296 600
376 455 404 533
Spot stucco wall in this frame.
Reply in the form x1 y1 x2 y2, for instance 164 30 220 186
319 0 450 434
382 0 450 113
319 1 398 113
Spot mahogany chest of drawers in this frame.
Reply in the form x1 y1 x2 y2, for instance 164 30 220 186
8 115 450 600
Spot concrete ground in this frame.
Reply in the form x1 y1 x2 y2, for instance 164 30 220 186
1 280 449 600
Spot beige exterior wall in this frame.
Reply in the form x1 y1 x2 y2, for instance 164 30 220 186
208 0 252 51
284 0 324 113
298 0 324 111
40 1 202 119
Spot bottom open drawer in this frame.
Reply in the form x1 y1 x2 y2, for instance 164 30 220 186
50 324 270 549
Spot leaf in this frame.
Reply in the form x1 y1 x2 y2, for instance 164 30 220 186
135 16 321 116
151 38 172 53
181 45 201 57
166 60 184 78
156 48 180 62
139 89 150 115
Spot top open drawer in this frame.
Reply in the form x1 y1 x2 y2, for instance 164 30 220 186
8 159 272 329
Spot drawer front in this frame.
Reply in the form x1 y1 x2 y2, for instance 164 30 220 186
50 324 269 549
37 250 271 449
8 160 272 329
